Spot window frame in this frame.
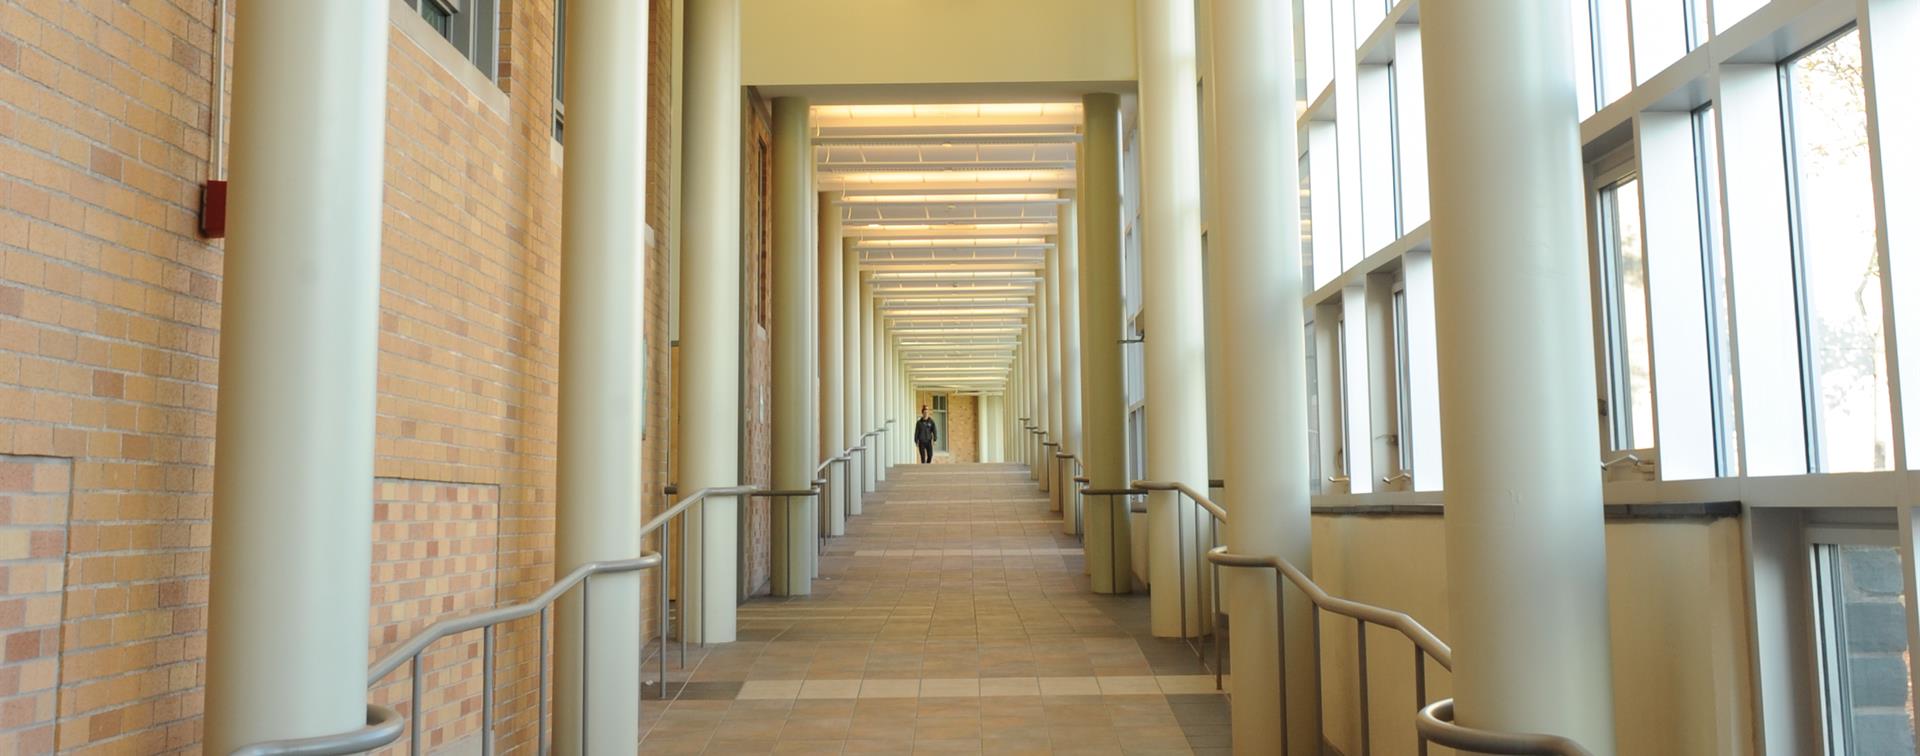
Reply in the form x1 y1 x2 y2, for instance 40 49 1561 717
405 0 501 83
1591 162 1659 460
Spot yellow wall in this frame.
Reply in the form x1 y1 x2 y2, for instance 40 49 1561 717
1307 514 1754 755
742 0 1137 89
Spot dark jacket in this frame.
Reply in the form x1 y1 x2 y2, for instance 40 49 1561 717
914 417 938 445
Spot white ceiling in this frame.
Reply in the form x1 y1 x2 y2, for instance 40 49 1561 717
818 103 1082 395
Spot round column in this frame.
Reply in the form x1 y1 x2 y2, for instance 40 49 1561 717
770 97 813 596
843 240 865 515
681 0 742 645
819 193 847 536
861 275 878 491
1078 93 1133 594
203 2 389 750
1212 0 1318 750
1425 2 1618 751
1058 196 1085 536
1138 0 1213 637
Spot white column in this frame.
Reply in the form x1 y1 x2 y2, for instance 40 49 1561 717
879 330 893 475
1079 93 1133 594
820 193 846 536
1424 3 1617 751
861 276 878 491
770 97 813 596
1058 196 1085 535
843 241 865 515
203 3 388 750
1045 236 1065 507
1211 0 1317 750
681 0 741 645
1138 0 1212 637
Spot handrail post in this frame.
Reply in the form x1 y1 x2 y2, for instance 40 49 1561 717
409 653 422 756
482 625 496 756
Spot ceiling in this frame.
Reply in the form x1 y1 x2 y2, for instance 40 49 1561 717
818 103 1081 396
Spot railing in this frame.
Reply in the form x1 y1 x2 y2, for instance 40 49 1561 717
1076 471 1143 591
1053 450 1083 535
1195 529 1593 756
1131 480 1227 686
234 483 770 756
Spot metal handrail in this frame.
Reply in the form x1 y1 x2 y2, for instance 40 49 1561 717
235 485 755 756
1415 700 1593 756
1133 480 1228 683
1202 541 1589 756
231 705 405 756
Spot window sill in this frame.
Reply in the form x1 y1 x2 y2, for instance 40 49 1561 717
390 0 510 120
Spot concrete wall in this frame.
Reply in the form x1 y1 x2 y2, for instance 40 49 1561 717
1307 513 1754 755
741 0 1136 89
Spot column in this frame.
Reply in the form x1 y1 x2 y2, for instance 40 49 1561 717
861 275 878 490
1044 236 1064 506
1211 0 1317 750
1424 2 1617 751
770 97 814 596
203 3 388 750
681 0 742 645
1138 0 1212 637
820 192 847 536
843 240 865 515
1079 93 1133 594
1058 195 1085 536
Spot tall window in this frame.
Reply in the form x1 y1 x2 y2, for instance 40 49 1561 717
1811 536 1916 754
1693 105 1739 475
1392 285 1414 478
1589 0 1634 106
932 395 949 453
406 0 500 81
1598 177 1656 452
1783 29 1890 473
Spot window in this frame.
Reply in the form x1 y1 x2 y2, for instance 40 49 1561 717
407 0 501 80
1693 105 1740 475
1392 285 1413 479
1783 29 1891 473
1306 319 1321 493
1330 315 1350 482
1598 177 1656 451
1589 0 1634 106
553 0 567 142
932 395 949 453
1811 535 1916 755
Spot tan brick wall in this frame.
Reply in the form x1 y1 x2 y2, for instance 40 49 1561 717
912 392 978 463
741 90 774 597
0 456 68 756
366 480 499 756
0 0 696 751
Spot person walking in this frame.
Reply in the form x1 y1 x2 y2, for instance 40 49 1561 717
914 406 938 463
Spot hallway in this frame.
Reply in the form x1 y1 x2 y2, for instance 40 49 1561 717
638 464 1230 754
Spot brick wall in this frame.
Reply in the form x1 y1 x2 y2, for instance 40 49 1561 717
0 0 704 751
948 394 978 463
0 456 68 756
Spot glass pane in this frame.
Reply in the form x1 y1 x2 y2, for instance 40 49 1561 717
1693 106 1739 475
1603 179 1655 450
1593 0 1634 105
422 3 452 37
1787 30 1891 473
1815 544 1916 755
1393 288 1413 474
1301 155 1313 287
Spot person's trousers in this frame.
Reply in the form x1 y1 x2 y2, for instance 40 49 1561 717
917 443 933 463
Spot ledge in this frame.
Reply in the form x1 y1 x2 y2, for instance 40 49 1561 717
1311 501 1743 521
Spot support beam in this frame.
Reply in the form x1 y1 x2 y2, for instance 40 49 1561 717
1424 2 1618 750
771 97 814 596
1138 0 1212 637
844 239 865 516
1211 0 1317 750
1057 194 1084 536
1079 93 1132 594
203 3 388 750
862 275 879 491
681 0 742 644
820 193 847 535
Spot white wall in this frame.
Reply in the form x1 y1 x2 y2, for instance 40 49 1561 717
1307 513 1754 755
742 0 1136 89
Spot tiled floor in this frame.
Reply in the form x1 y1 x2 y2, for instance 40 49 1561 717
638 463 1230 755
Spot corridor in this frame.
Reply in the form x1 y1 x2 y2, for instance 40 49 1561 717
638 464 1230 754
